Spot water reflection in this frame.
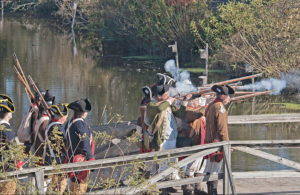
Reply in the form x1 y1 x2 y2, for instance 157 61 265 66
230 123 300 171
0 18 156 129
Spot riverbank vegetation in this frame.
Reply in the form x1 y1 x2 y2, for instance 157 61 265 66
4 0 300 76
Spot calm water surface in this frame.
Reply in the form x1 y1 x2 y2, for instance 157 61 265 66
1 18 300 171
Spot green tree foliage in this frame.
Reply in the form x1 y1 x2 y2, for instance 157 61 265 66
86 0 212 59
191 0 300 76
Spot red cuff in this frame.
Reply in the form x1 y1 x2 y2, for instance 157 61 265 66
16 160 24 169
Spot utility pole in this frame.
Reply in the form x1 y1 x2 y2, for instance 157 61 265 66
1 0 4 18
199 43 208 85
168 41 179 68
71 0 78 56
0 0 4 32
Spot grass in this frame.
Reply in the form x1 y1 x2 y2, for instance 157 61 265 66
122 55 161 61
271 103 300 110
184 67 224 73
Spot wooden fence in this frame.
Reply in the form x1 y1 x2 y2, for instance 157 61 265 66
1 139 300 194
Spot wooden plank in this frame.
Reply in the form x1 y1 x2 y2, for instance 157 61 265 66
231 140 300 148
126 147 219 194
4 140 300 178
233 171 300 179
87 173 221 195
3 141 227 178
228 113 300 124
88 170 300 194
233 146 300 171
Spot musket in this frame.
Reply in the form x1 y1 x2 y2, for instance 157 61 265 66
13 52 35 101
28 75 51 116
177 73 262 99
230 90 272 102
205 73 263 87
201 91 260 96
13 52 30 88
13 66 35 100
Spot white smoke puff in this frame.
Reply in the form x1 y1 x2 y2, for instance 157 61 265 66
176 82 197 94
281 69 300 92
164 59 198 94
164 59 179 80
238 78 286 95
168 87 179 97
179 70 191 82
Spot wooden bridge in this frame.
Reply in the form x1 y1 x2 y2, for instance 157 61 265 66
1 139 300 194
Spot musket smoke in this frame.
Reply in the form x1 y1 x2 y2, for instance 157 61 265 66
238 69 300 95
281 69 300 92
164 59 197 96
238 78 286 95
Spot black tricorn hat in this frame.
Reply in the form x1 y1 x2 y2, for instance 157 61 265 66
156 73 166 85
142 86 153 98
0 95 15 113
156 73 175 86
50 103 69 117
155 84 170 96
211 85 235 95
43 90 55 106
164 74 175 86
0 94 14 104
68 98 91 113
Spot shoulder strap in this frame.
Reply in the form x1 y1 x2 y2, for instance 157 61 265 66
66 118 84 159
33 116 49 144
146 109 167 136
43 122 61 159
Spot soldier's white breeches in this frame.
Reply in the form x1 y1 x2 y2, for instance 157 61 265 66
184 157 207 177
204 159 223 174
159 139 180 180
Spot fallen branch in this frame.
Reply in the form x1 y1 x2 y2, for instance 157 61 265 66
12 2 38 12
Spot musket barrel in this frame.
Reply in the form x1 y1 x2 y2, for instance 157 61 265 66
177 74 262 99
28 75 51 116
206 73 263 87
13 52 30 87
231 90 272 102
13 66 35 99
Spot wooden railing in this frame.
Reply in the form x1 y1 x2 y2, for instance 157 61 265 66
1 140 300 194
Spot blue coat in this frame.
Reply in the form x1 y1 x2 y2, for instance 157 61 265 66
0 122 15 161
45 122 67 165
67 119 93 161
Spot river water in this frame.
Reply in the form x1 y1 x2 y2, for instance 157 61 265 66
1 18 300 172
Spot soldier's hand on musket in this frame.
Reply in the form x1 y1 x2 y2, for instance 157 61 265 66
184 93 193 101
167 97 176 104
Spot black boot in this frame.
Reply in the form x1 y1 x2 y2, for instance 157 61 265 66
166 187 177 193
211 188 218 195
207 181 218 195
194 173 207 195
182 184 193 195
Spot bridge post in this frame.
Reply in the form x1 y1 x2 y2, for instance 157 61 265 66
26 175 36 194
35 168 45 195
223 143 236 195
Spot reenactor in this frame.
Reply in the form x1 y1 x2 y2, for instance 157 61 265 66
179 97 207 195
0 94 23 194
137 74 176 178
145 82 188 194
204 85 234 195
45 103 69 194
66 98 95 195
